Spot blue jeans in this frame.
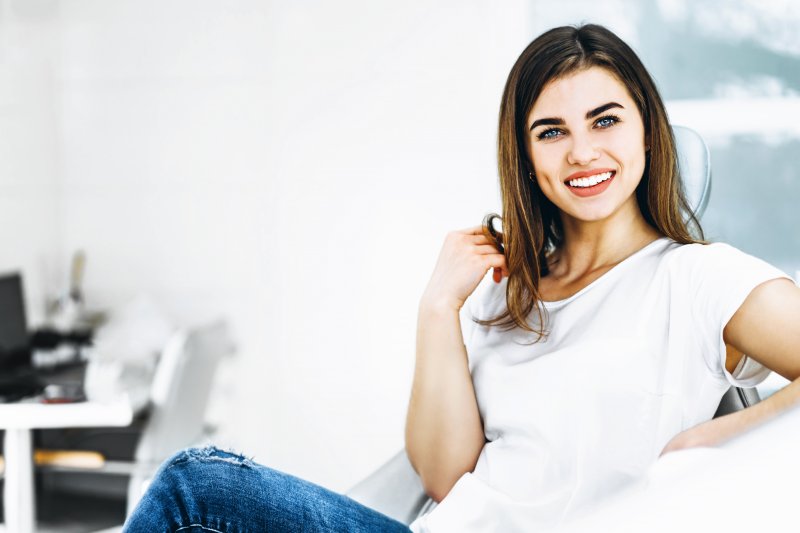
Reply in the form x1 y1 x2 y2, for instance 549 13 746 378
123 445 412 533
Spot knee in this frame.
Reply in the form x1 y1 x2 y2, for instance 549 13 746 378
150 445 254 495
159 444 246 471
127 446 253 525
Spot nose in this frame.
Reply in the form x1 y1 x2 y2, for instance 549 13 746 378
567 131 600 166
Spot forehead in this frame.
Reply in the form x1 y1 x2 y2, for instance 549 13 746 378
527 67 634 122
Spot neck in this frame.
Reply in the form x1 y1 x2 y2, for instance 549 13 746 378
549 199 662 278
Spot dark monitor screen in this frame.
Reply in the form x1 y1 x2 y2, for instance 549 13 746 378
0 272 29 367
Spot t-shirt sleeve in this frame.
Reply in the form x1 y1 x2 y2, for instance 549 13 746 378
685 243 792 387
459 272 490 356
459 298 478 352
459 270 502 370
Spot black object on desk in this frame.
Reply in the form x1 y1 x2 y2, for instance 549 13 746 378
0 272 91 403
0 272 42 402
0 371 45 402
0 272 32 368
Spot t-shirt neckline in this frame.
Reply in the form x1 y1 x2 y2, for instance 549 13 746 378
541 237 671 308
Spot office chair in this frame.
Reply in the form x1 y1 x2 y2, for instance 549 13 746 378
34 320 235 518
344 126 758 525
124 320 235 513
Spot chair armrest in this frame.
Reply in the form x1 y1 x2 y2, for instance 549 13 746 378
714 386 761 418
345 448 432 525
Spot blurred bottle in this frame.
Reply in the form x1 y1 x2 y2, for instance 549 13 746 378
33 251 104 367
49 250 86 332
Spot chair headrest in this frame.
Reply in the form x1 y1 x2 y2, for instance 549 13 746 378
672 125 711 219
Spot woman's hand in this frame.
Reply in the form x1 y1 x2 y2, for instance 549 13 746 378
420 225 508 313
659 414 741 457
659 427 709 456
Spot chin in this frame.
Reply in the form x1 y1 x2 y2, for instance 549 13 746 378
567 205 618 223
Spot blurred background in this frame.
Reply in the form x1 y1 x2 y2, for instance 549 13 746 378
0 0 798 530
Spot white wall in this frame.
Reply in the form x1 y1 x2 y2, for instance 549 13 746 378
0 1 61 325
54 0 534 491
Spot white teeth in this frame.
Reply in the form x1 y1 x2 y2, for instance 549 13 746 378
568 171 613 188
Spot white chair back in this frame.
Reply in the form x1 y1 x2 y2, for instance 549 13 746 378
134 320 234 463
673 125 711 218
126 320 234 514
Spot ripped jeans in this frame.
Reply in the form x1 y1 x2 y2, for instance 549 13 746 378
122 446 412 533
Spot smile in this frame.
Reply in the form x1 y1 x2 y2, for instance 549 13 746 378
564 170 616 198
566 171 614 188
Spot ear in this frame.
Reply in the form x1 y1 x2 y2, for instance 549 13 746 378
644 132 651 152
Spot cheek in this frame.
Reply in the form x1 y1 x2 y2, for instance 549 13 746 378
608 136 646 173
530 147 568 200
533 174 560 205
530 144 561 176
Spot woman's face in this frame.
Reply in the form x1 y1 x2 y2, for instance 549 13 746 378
526 66 648 224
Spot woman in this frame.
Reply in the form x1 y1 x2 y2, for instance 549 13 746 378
406 23 799 532
124 24 800 533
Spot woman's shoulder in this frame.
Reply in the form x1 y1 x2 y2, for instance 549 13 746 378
662 239 751 264
661 239 788 283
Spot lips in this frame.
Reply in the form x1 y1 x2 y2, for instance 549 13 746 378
564 168 616 184
564 170 616 198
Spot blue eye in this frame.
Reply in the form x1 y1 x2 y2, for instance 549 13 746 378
595 114 620 129
537 128 563 141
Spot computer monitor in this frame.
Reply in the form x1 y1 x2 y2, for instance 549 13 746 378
0 272 30 369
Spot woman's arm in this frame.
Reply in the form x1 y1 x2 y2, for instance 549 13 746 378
661 277 800 455
405 301 486 503
405 226 507 502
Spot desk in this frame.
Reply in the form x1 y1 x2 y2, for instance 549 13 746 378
0 396 133 533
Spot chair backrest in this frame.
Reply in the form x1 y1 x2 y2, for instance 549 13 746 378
673 125 711 218
134 320 234 462
714 383 761 418
346 449 430 524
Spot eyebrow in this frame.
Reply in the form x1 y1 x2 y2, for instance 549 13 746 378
529 102 625 131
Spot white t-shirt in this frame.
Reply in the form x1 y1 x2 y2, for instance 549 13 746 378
410 238 791 532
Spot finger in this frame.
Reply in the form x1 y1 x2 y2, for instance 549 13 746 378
488 257 509 276
461 225 486 236
457 224 504 238
467 234 491 245
483 254 508 272
473 244 504 255
468 233 504 247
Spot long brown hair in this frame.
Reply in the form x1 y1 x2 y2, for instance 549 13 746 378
478 23 705 342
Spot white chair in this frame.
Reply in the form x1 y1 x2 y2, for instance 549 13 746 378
35 320 235 519
124 320 235 513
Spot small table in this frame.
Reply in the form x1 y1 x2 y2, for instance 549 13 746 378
0 396 133 533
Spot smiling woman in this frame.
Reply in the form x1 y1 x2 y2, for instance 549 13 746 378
405 23 800 533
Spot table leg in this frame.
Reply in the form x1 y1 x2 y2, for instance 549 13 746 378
3 428 36 533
